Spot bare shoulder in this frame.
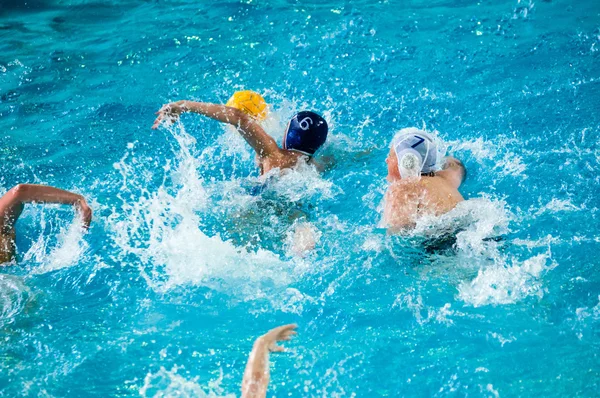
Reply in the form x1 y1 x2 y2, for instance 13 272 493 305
383 181 424 230
388 180 424 197
421 176 464 208
280 150 311 169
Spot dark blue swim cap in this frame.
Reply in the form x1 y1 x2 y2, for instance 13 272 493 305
283 111 328 156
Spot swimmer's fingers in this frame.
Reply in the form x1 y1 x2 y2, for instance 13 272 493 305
152 103 183 129
152 112 180 129
264 324 298 343
152 108 169 129
279 330 297 341
152 113 164 129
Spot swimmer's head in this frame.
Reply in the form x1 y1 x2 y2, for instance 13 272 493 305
226 90 268 121
283 111 328 156
386 128 440 181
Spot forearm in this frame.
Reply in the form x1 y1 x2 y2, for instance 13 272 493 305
241 339 271 398
12 184 84 205
157 100 276 157
179 100 246 126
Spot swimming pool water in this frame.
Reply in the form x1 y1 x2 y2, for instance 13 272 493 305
0 0 599 396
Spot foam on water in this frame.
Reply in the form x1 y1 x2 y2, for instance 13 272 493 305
575 296 600 322
263 163 340 203
449 137 527 178
392 289 457 326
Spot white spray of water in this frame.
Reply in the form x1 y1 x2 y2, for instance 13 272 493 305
457 253 553 307
109 124 315 309
408 196 557 307
21 209 89 274
449 137 527 178
412 197 510 256
265 163 340 203
534 198 583 215
392 289 457 326
0 274 31 328
139 366 234 398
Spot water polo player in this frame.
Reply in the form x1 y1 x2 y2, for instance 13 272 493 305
152 94 328 176
383 128 467 232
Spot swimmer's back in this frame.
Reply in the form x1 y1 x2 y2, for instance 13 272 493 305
384 175 464 232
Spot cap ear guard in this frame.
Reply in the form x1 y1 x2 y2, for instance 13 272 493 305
392 131 437 178
397 149 423 179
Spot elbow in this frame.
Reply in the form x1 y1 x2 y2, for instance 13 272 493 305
9 184 29 199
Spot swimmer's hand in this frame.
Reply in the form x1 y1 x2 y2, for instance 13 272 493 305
257 323 297 352
152 100 188 129
76 198 92 229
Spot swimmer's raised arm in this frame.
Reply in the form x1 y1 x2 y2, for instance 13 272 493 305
0 184 92 229
241 324 297 398
153 100 280 158
436 156 466 189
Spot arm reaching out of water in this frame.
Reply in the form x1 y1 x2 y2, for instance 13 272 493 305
241 324 297 398
0 184 92 264
152 100 280 158
0 184 92 230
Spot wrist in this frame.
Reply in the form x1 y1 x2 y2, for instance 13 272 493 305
254 336 269 349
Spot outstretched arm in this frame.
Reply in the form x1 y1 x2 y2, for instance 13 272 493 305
0 184 92 230
152 100 280 158
436 156 466 189
241 324 297 398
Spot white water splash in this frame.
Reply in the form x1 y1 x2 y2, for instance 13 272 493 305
449 136 527 177
265 163 341 203
21 209 89 274
109 124 311 308
535 198 582 215
412 197 511 256
575 296 600 322
139 366 234 398
0 274 31 328
458 253 552 307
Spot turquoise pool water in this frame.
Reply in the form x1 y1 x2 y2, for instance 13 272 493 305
1 0 599 396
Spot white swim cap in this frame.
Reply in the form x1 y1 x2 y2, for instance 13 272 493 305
391 128 440 179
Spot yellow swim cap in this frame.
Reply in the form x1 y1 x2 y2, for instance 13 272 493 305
226 90 268 121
